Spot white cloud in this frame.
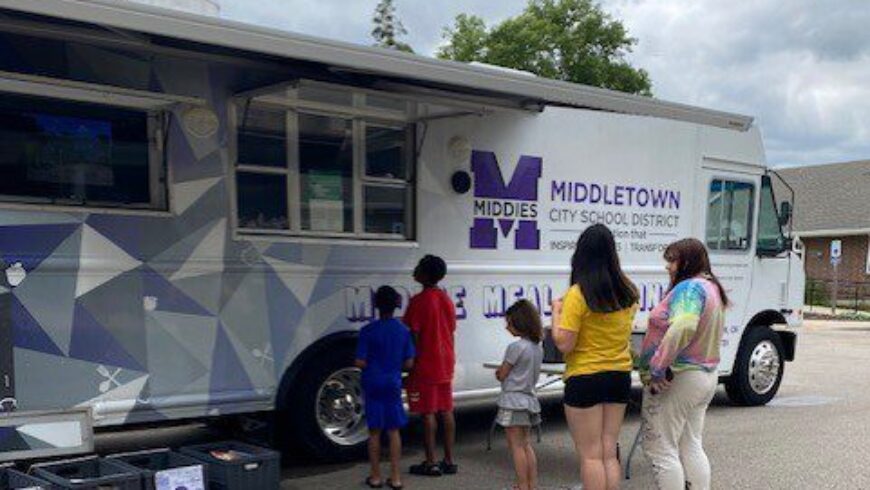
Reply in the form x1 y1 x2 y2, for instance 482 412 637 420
216 0 870 167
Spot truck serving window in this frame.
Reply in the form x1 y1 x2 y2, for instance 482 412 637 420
706 179 754 251
0 92 165 211
234 85 414 241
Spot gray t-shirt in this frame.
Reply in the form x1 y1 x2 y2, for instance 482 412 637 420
497 338 544 412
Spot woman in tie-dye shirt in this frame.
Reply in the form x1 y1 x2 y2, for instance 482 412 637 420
638 239 727 490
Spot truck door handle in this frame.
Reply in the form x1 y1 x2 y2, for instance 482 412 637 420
3 375 9 388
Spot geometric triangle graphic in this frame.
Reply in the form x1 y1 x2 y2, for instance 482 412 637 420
209 323 254 399
170 218 226 282
174 177 221 215
14 227 81 355
0 223 78 272
10 294 64 357
0 427 30 452
150 219 221 280
75 224 142 298
144 314 208 397
18 422 82 448
265 269 304 374
68 302 145 372
141 265 211 316
262 255 320 307
148 311 217 368
76 374 149 414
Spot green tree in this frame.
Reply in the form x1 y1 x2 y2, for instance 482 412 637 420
437 0 651 95
372 0 414 53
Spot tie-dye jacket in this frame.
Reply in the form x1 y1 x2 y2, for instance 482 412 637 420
638 276 725 381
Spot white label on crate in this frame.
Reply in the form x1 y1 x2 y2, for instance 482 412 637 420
155 465 206 490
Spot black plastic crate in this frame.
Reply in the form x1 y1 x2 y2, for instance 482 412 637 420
1 466 56 489
108 449 207 490
31 456 141 490
179 441 279 490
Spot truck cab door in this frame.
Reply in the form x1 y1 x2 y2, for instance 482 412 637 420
698 164 760 364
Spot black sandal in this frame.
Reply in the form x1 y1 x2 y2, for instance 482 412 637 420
386 479 404 489
439 460 458 475
365 476 384 488
409 461 442 476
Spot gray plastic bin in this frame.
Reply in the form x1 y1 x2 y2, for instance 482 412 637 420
109 449 207 490
179 441 279 490
1 466 56 489
31 456 141 490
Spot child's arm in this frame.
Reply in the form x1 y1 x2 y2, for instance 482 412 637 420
495 361 513 382
354 330 368 370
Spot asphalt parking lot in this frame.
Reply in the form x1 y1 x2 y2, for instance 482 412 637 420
95 319 870 489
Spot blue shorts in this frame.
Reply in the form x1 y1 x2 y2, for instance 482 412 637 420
363 379 407 430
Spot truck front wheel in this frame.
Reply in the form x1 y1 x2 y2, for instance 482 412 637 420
725 326 785 406
280 343 368 460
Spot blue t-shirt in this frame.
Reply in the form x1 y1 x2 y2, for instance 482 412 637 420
356 318 416 393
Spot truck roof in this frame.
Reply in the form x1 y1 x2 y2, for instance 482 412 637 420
0 0 754 131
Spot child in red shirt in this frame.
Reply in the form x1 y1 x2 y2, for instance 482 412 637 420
404 255 457 477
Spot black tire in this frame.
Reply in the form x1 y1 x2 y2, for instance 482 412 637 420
278 342 366 461
725 326 785 406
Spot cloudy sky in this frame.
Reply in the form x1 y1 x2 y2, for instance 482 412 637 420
216 0 870 167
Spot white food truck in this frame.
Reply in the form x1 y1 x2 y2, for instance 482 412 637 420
0 0 801 462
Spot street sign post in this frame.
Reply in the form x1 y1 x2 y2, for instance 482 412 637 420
831 240 842 314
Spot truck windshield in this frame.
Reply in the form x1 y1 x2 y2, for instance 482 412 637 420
757 176 786 254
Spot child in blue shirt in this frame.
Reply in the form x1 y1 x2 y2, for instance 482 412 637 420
356 286 415 490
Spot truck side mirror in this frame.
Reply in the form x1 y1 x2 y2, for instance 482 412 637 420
778 201 792 227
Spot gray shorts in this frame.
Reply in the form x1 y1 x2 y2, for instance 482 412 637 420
496 408 542 427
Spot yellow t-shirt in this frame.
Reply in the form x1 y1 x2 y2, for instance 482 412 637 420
559 285 636 378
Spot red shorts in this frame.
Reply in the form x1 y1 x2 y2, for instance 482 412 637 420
407 381 453 414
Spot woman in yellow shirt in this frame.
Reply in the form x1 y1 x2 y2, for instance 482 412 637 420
552 224 639 490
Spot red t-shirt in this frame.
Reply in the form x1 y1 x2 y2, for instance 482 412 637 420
403 287 457 384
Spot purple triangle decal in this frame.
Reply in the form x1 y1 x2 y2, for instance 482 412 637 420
9 295 64 357
69 302 145 372
498 219 515 237
209 323 254 402
140 266 211 316
0 224 78 271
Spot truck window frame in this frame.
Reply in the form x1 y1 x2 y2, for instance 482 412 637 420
705 177 756 253
230 83 416 242
756 174 787 256
0 90 169 216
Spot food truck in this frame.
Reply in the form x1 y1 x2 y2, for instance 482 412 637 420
0 0 801 461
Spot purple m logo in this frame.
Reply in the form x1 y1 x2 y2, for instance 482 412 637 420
470 151 542 250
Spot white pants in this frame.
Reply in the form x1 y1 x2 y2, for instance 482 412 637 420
641 370 718 490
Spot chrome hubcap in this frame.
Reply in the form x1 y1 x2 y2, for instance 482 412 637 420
748 340 781 395
315 367 367 446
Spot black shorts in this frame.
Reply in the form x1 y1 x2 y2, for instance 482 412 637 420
563 371 631 408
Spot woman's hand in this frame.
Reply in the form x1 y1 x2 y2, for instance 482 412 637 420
551 298 564 328
649 369 674 395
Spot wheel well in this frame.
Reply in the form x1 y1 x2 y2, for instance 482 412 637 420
275 331 359 412
744 310 795 362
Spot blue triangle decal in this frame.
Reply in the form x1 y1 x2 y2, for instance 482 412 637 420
209 323 254 402
264 270 303 375
69 302 145 372
140 266 211 316
0 224 78 271
10 295 64 357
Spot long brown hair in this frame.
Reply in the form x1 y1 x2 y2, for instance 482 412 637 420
664 238 729 305
570 224 639 313
505 300 543 344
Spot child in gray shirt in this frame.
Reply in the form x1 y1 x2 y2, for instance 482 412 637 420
495 300 544 490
